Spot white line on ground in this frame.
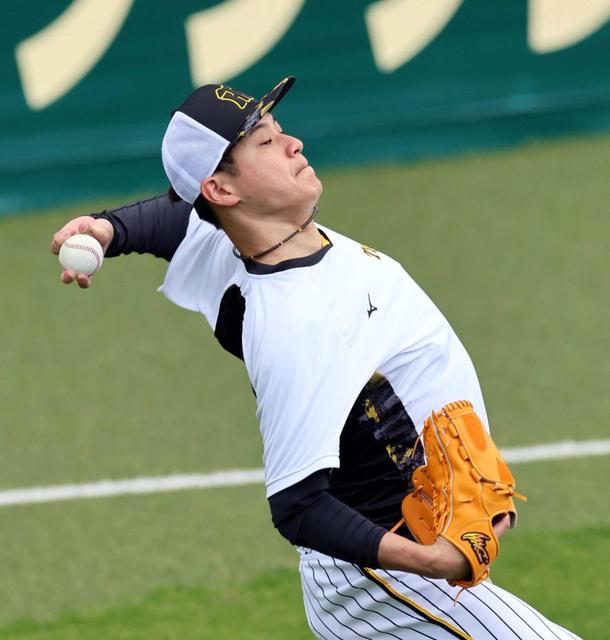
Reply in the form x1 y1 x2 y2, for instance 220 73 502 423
0 470 265 508
501 438 610 464
1 439 608 508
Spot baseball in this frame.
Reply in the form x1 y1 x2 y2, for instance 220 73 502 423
58 234 104 276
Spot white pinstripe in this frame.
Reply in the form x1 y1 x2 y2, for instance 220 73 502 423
298 549 582 640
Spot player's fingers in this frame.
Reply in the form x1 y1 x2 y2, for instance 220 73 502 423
61 269 76 284
76 273 91 289
51 216 95 253
51 228 78 254
51 230 69 254
492 513 511 539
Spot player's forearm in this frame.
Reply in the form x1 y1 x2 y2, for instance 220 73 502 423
377 531 434 574
378 531 468 581
270 469 469 579
91 193 191 260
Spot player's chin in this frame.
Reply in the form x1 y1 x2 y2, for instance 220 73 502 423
298 169 322 194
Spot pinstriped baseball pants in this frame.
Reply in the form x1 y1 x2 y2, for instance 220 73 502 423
298 549 581 640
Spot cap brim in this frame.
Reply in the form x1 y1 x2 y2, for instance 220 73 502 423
233 76 295 144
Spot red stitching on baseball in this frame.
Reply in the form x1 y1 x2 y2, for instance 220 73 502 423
63 241 102 275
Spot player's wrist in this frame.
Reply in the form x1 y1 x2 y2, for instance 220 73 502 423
427 537 470 582
89 217 115 252
378 532 440 577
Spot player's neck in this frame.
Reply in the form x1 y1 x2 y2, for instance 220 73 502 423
224 206 323 265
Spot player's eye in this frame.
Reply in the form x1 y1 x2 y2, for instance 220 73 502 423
260 139 272 145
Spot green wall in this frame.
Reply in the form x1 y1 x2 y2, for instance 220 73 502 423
1 0 609 215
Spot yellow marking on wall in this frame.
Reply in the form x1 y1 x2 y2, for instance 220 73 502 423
528 0 610 53
15 0 134 110
365 0 463 73
186 0 305 86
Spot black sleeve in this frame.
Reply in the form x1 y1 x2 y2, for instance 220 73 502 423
91 193 192 261
268 469 387 568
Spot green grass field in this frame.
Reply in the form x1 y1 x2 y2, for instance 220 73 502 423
1 133 609 639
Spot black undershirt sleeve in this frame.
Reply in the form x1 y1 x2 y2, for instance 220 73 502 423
268 469 387 568
91 193 191 260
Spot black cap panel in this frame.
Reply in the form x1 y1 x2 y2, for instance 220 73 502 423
178 84 258 143
177 77 295 147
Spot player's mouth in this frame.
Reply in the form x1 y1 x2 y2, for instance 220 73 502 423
296 162 312 176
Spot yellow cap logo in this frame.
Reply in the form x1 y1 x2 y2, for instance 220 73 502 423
214 85 254 110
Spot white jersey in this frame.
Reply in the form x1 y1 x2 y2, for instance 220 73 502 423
158 210 582 640
159 211 487 498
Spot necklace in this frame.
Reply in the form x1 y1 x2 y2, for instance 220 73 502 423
232 206 319 261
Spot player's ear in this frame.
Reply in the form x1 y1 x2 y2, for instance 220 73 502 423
200 175 239 207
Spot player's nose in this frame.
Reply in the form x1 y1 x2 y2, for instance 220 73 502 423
285 134 304 156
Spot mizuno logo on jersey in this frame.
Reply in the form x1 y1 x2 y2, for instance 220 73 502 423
367 293 378 318
461 532 491 564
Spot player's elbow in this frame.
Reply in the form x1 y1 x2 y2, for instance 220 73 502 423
268 470 331 545
270 508 303 546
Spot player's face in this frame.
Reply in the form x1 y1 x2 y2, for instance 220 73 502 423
228 114 322 214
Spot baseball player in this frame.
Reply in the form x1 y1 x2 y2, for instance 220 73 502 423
51 77 581 639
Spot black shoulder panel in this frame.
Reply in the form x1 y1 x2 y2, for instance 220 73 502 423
329 373 424 530
214 284 246 360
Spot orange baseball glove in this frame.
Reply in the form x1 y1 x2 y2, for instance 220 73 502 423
402 400 526 588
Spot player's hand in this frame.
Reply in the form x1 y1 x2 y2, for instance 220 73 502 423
429 513 512 582
50 216 114 288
